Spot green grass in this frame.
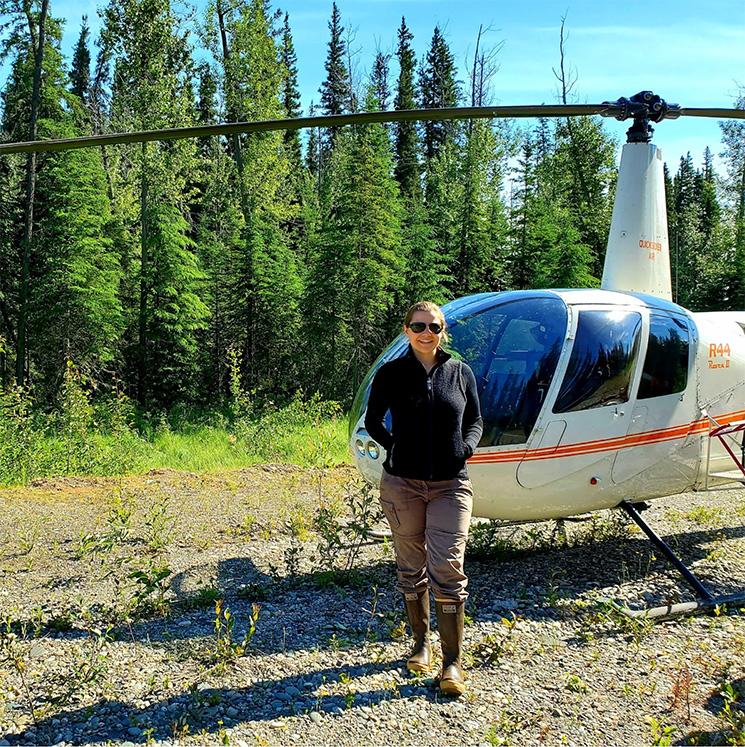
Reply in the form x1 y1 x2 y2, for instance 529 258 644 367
0 410 350 487
143 418 349 472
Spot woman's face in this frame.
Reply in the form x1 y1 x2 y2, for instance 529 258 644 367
404 310 444 358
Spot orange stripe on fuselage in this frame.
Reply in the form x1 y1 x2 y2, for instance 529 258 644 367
467 409 745 465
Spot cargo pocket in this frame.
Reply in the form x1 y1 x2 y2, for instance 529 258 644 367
379 498 400 530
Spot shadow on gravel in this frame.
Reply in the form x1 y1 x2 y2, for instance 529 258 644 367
8 659 454 745
468 522 745 612
8 521 745 646
677 676 745 745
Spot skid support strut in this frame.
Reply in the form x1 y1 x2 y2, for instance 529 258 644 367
618 500 745 620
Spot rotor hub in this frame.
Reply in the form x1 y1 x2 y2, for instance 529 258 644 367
601 91 681 143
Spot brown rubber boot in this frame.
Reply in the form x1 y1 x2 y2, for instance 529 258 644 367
403 590 431 673
435 600 466 696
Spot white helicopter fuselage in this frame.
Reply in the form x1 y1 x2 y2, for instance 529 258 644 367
350 289 745 521
350 140 745 521
465 292 745 521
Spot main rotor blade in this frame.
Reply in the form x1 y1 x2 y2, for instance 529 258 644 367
0 104 608 155
679 107 745 119
1 102 742 155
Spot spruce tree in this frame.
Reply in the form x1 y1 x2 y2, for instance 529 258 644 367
1 11 122 398
319 2 351 160
104 0 208 406
694 147 727 311
394 17 420 199
454 120 510 295
370 51 390 112
422 139 462 297
671 153 701 307
206 0 303 398
280 12 303 169
508 133 540 290
720 90 745 309
419 26 459 162
552 116 617 278
306 101 320 175
70 15 91 102
304 90 404 399
401 195 444 304
32 123 123 397
0 0 51 386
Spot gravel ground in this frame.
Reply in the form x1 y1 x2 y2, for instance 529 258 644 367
1 465 744 746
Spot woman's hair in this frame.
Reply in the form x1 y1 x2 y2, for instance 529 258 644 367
404 300 449 345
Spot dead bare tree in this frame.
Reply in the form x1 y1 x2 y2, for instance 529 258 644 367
551 14 593 231
465 24 504 135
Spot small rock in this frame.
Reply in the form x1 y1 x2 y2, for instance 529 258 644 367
226 706 239 718
309 711 323 725
127 727 143 737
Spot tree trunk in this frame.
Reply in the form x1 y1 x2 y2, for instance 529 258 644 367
15 0 49 386
216 0 254 386
138 141 148 407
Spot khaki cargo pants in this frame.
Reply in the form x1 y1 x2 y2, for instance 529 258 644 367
378 471 473 602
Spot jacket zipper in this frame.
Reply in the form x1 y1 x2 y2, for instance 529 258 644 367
426 372 434 479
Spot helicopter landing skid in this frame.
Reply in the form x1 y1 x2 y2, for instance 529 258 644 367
615 500 745 620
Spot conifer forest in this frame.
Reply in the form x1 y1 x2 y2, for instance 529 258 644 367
0 0 743 416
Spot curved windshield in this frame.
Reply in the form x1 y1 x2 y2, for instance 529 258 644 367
349 293 568 446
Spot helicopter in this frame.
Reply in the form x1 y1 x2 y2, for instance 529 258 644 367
3 91 745 615
345 92 745 616
350 93 745 523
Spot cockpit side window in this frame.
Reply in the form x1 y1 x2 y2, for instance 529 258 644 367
554 310 642 413
447 298 567 446
638 315 689 399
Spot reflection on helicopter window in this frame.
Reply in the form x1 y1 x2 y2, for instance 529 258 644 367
447 298 567 446
638 315 689 399
554 310 642 413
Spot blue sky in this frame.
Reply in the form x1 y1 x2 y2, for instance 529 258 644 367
35 0 745 170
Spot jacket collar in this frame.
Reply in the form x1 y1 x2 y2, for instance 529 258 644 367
405 344 452 366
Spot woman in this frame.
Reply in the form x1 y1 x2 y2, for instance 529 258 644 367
365 301 483 696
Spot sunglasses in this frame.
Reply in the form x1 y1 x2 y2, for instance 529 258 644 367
407 322 444 334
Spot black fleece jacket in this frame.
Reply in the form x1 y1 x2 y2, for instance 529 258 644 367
364 346 483 480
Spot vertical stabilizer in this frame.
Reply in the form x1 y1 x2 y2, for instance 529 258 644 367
601 142 672 300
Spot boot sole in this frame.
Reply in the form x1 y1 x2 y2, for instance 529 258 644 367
439 678 466 696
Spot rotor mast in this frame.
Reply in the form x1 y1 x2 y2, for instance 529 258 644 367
600 92 679 301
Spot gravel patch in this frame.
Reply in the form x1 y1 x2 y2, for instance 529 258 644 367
1 466 744 745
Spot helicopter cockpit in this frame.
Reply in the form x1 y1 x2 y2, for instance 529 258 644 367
349 291 569 478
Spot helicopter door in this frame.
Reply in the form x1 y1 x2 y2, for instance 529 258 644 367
610 313 697 490
517 308 643 490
